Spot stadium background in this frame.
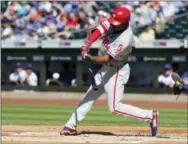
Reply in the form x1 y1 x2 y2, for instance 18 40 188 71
1 1 188 144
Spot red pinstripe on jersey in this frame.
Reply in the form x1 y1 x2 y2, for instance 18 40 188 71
101 23 108 33
113 68 152 121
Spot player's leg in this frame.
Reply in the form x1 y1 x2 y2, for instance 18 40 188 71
61 67 104 135
103 64 153 123
103 64 159 136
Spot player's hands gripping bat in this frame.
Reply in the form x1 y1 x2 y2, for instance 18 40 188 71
80 42 98 91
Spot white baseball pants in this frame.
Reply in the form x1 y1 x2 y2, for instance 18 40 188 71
65 64 153 129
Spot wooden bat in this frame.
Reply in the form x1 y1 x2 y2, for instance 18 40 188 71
88 65 98 91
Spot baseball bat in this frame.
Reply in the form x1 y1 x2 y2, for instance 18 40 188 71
87 65 98 91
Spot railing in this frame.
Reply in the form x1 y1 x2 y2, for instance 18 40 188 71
1 39 187 49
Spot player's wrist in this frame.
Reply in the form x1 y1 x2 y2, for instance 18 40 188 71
85 54 92 61
83 40 92 52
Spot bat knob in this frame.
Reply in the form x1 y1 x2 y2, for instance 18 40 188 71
93 87 98 91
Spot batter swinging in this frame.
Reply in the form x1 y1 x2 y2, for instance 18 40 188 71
60 7 159 136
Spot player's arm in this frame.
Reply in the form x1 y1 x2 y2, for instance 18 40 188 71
85 53 112 64
81 21 109 53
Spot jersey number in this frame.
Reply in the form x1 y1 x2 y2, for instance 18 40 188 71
117 44 123 52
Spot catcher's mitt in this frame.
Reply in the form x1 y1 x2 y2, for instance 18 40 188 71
173 85 182 95
171 72 183 95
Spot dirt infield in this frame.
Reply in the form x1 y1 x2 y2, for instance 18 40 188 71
2 126 188 144
2 91 188 144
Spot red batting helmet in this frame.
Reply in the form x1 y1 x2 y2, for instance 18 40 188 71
108 7 130 26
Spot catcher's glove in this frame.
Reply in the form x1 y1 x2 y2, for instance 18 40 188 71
171 72 183 95
173 85 182 95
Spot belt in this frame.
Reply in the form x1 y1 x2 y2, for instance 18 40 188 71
105 61 128 68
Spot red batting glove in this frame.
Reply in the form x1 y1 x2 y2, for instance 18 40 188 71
80 48 87 60
80 41 91 59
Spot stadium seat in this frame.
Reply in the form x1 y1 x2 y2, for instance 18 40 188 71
164 13 187 39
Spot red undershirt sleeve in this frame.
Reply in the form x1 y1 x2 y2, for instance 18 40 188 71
85 29 101 52
85 20 110 52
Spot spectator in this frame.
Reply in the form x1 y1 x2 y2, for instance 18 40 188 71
172 1 184 13
1 1 187 40
9 62 27 85
134 8 146 26
78 10 90 29
39 1 52 13
29 7 41 22
64 1 80 13
10 1 21 11
15 26 29 41
56 12 67 30
26 17 39 35
97 10 109 23
51 1 63 17
31 29 39 40
79 1 98 15
161 2 175 19
66 12 79 30
155 14 165 38
158 64 175 88
55 13 71 39
1 21 13 40
25 64 38 86
44 11 57 24
87 12 95 28
46 22 58 39
139 25 155 41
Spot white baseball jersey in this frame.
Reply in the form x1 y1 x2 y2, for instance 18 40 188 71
98 20 133 67
158 74 175 87
9 70 27 85
26 72 38 86
65 21 153 130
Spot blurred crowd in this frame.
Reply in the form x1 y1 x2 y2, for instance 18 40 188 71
1 1 187 41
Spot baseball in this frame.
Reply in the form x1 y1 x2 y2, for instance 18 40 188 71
53 73 60 80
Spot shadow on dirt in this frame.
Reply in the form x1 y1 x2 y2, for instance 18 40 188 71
77 131 170 138
77 131 116 136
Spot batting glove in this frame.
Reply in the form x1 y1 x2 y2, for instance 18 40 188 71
80 42 91 60
85 53 92 61
80 50 92 61
80 47 87 59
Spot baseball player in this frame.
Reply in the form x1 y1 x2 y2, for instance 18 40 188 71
9 62 27 85
60 7 159 136
171 72 188 95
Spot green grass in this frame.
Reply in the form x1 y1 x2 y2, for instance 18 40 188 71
2 104 187 127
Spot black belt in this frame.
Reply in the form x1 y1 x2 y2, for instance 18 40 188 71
105 61 128 68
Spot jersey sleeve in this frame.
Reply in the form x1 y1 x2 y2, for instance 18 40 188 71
158 75 163 83
9 72 19 81
84 20 111 52
96 20 111 36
